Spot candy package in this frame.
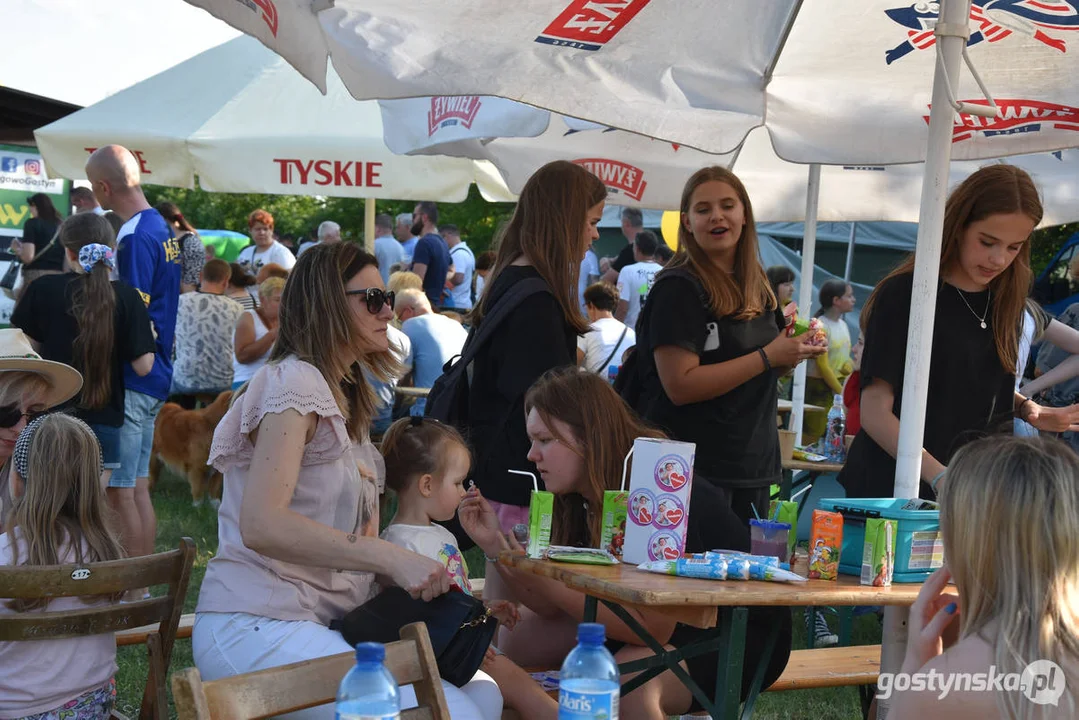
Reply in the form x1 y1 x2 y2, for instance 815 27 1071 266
787 316 829 347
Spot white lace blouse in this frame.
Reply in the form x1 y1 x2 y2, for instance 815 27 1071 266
196 356 383 626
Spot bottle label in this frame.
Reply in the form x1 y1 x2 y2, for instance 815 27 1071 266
336 714 399 720
558 687 619 720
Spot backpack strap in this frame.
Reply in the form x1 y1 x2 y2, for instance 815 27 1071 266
597 324 629 375
452 277 550 376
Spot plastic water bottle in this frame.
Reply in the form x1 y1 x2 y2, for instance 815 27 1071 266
824 393 846 463
336 643 400 720
558 623 620 720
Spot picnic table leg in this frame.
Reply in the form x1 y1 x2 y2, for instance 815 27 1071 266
738 618 780 720
583 595 598 623
713 606 748 720
779 469 793 501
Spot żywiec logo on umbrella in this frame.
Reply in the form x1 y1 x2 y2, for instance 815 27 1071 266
884 1 1079 65
231 0 279 38
535 0 651 51
923 99 1079 142
428 97 482 136
574 158 647 201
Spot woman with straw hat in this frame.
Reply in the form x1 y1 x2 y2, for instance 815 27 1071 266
0 329 82 528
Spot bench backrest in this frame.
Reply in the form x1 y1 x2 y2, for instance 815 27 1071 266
172 622 449 720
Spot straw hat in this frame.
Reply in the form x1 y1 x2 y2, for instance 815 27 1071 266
0 329 83 408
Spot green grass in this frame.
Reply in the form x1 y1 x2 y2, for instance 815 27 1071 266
122 471 878 719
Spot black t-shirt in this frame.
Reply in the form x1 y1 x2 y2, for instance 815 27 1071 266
22 218 64 271
12 273 157 426
611 243 636 273
467 265 578 506
636 272 781 489
838 273 1015 498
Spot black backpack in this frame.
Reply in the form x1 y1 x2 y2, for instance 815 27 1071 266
425 277 549 428
616 267 708 411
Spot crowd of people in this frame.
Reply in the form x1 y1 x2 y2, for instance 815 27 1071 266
1 145 1078 720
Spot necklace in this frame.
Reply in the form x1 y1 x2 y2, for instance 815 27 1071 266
954 285 991 330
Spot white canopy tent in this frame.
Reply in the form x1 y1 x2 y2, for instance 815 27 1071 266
33 37 513 204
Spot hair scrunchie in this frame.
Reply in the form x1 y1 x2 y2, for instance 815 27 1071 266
78 243 115 273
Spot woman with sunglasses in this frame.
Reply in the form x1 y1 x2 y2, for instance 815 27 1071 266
0 329 83 531
194 244 491 720
231 276 284 391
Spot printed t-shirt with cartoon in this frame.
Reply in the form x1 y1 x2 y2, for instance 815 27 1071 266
116 209 182 400
381 523 472 594
838 274 1015 499
635 273 781 490
617 260 663 329
236 241 296 277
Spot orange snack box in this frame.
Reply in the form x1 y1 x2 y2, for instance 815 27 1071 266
808 509 843 580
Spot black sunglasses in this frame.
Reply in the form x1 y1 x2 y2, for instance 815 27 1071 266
0 405 42 429
345 288 395 314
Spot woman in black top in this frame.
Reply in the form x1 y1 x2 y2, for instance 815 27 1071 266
12 193 65 296
460 368 791 714
463 160 606 540
634 167 824 524
12 213 156 486
840 164 1079 499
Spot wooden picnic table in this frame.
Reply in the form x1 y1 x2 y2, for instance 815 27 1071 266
777 399 825 414
504 553 926 719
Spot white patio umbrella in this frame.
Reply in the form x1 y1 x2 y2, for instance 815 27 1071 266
33 36 513 205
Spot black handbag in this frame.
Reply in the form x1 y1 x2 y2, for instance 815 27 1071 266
331 586 498 687
0 259 20 291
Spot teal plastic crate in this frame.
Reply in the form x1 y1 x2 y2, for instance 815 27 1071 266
817 498 943 583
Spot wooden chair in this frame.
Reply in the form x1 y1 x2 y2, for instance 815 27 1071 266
171 621 450 720
0 538 196 720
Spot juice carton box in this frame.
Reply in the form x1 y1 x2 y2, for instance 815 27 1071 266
600 491 628 559
768 500 799 562
510 470 553 560
808 509 843 580
622 438 695 565
861 518 897 587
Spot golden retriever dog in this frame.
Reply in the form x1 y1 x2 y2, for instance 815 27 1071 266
148 390 232 506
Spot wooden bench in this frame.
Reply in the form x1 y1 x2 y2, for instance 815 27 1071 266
768 644 880 691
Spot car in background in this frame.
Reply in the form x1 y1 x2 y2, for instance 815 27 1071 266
1033 231 1079 317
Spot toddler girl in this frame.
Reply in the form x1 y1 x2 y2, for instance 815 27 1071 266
380 416 556 720
0 414 124 720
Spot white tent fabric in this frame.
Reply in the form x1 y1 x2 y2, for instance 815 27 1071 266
380 96 1079 221
32 37 513 202
9 0 239 107
183 0 1079 162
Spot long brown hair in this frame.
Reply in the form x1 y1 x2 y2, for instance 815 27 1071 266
58 213 117 410
664 166 774 320
265 242 399 440
525 367 664 547
5 414 123 611
155 201 197 234
860 164 1041 371
473 161 606 334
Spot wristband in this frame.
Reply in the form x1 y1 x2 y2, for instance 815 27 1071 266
757 347 771 372
930 470 946 494
1016 396 1035 421
484 553 501 564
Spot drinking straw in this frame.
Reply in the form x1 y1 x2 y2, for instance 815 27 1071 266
751 503 761 521
772 502 782 521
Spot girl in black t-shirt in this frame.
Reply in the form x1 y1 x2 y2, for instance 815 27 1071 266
460 161 607 537
840 164 1079 499
633 167 824 523
459 368 792 715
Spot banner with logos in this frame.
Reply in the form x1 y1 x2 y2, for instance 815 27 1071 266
0 144 69 240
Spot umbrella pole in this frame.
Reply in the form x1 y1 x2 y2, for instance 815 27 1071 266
790 163 821 445
879 1 972 717
364 197 376 252
843 223 856 282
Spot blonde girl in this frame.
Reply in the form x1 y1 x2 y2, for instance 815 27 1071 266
888 435 1079 719
0 414 123 720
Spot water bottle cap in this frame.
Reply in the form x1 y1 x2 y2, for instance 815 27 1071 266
834 394 843 405
354 642 385 664
577 622 607 645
